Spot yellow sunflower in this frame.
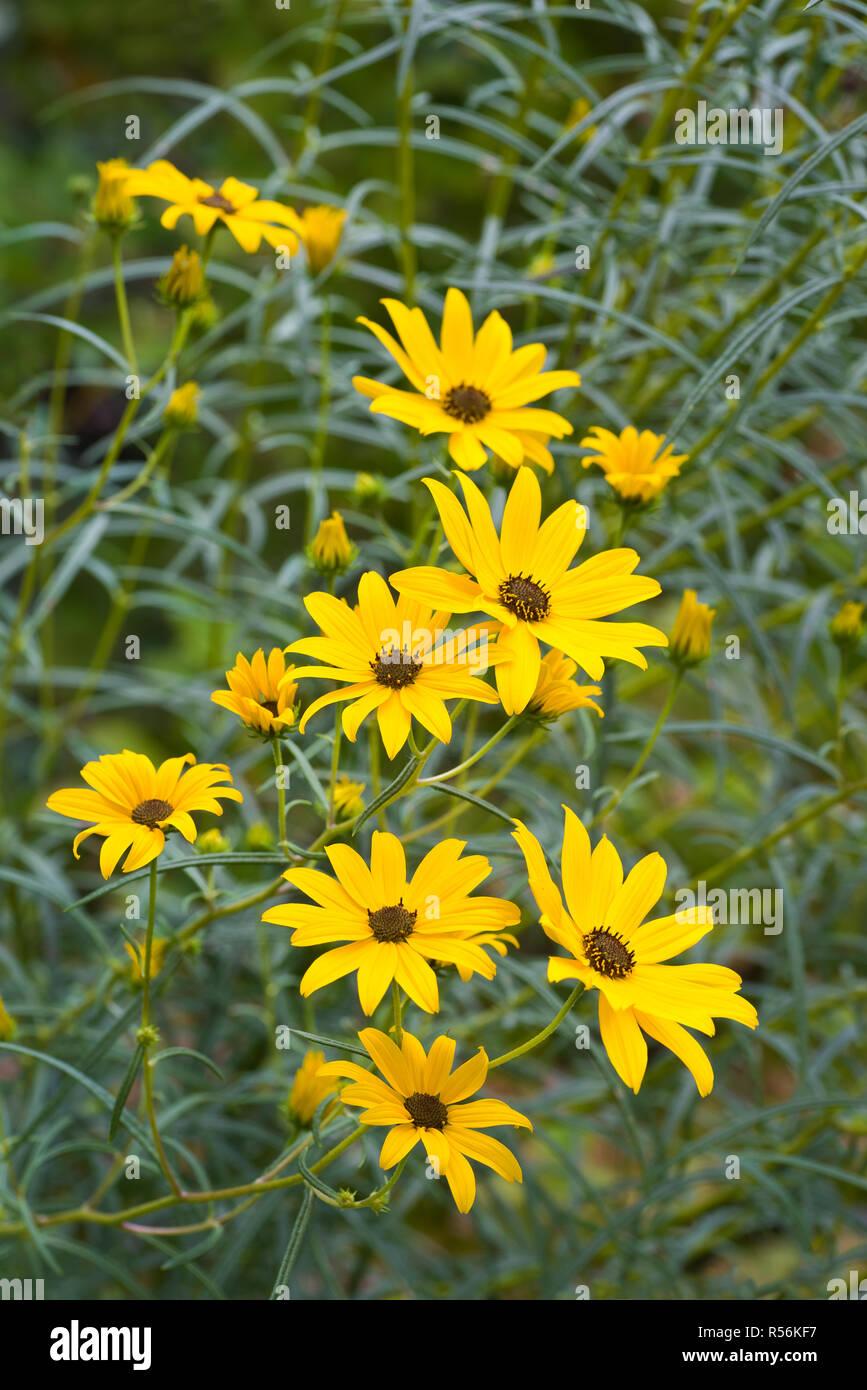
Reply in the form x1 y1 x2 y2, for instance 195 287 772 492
286 569 500 760
580 425 688 503
669 589 715 666
262 831 520 1015
296 205 347 273
529 650 604 721
287 1048 340 1126
211 648 299 736
352 288 581 472
46 751 243 878
122 160 301 255
513 809 758 1096
390 466 667 715
319 1027 532 1212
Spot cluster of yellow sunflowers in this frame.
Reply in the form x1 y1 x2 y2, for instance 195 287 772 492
44 158 758 1213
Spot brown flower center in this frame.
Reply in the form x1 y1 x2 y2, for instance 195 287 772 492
199 193 235 212
370 647 422 690
583 928 635 980
499 573 551 623
444 384 491 424
404 1091 449 1130
260 700 279 716
368 900 417 943
131 798 174 829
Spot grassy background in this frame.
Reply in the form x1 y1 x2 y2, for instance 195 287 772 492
1 0 866 1299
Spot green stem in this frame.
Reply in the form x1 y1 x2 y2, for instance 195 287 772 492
701 777 867 888
327 708 342 826
418 715 519 786
101 430 172 511
594 671 682 825
306 292 331 543
112 236 138 374
141 860 181 1195
392 981 403 1045
489 984 583 1069
274 739 288 852
270 1188 314 1298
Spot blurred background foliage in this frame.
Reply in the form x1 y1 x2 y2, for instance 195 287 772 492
1 0 866 1299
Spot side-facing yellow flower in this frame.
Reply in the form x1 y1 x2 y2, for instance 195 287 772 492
125 936 170 983
830 599 864 646
307 510 357 574
567 96 598 143
211 648 299 736
0 995 17 1041
580 425 687 503
297 205 347 273
158 244 205 307
46 751 243 878
93 158 136 231
123 160 301 254
390 466 667 716
286 569 500 759
319 1027 532 1212
332 775 365 820
287 1048 340 1125
529 650 604 721
164 382 199 428
353 288 580 472
513 809 758 1096
670 589 715 666
262 831 520 1014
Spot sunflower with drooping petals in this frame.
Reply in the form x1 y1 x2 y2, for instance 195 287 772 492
529 650 604 721
46 751 243 878
286 569 501 759
319 1027 532 1211
580 425 687 503
211 648 299 737
287 1049 341 1126
296 204 347 273
262 831 520 1015
512 809 758 1096
122 160 301 255
353 288 581 472
390 466 667 716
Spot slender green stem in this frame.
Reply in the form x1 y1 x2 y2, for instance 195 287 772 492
327 709 342 826
141 861 181 1196
0 1124 368 1236
100 431 172 511
594 672 682 825
392 981 403 1045
701 777 867 888
419 716 519 785
270 1188 314 1298
306 292 331 542
489 984 583 1069
369 724 385 830
273 739 288 852
396 39 416 298
112 237 138 373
